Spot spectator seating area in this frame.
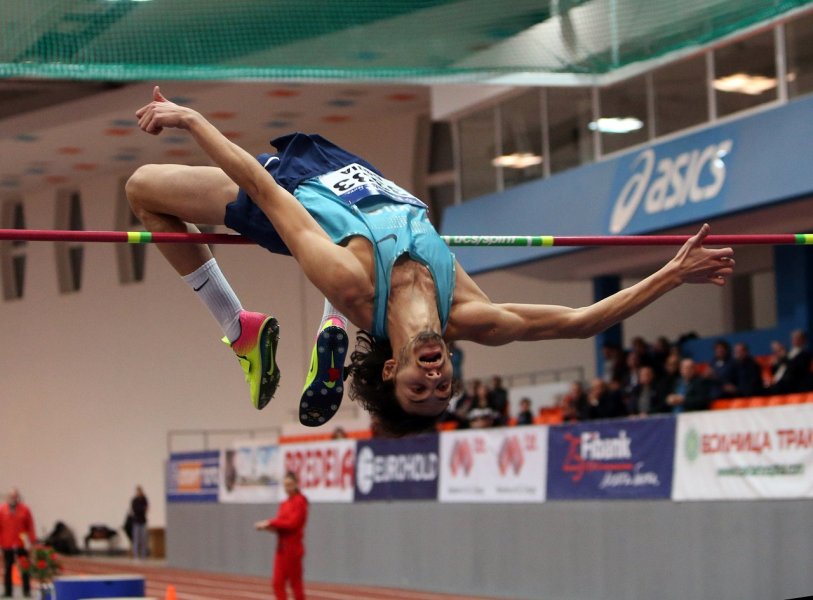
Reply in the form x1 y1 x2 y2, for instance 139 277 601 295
273 331 812 442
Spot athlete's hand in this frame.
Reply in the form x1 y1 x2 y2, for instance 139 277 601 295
669 223 735 286
135 86 199 135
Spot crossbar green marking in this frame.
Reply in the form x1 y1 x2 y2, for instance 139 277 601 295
127 231 152 243
796 234 813 245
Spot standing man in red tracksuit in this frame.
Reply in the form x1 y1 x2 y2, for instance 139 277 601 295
255 472 308 600
0 488 37 598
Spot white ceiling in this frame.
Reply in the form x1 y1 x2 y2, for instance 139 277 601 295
0 80 429 194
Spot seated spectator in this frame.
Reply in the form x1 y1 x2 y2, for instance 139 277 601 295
630 336 654 368
487 375 509 426
706 339 736 399
586 377 628 420
600 343 628 384
766 340 791 394
770 330 813 394
665 358 711 413
656 353 681 403
439 378 473 429
560 381 588 422
651 336 673 376
622 350 642 396
722 343 765 398
625 366 665 416
331 427 348 440
515 397 534 426
467 386 497 428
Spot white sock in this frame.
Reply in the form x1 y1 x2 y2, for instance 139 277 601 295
182 259 243 342
318 299 347 334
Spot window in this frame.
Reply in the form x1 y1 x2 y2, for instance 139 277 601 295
785 12 813 99
1 199 26 300
55 190 84 294
714 30 777 118
499 90 543 189
653 55 709 136
458 107 497 201
598 74 649 155
426 121 456 229
546 87 594 175
730 270 776 330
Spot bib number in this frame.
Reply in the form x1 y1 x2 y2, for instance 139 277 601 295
319 163 427 208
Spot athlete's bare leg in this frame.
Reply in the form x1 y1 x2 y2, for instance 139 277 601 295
127 162 280 410
125 163 238 275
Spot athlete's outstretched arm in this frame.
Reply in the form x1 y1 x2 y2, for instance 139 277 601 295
449 224 734 346
135 86 372 307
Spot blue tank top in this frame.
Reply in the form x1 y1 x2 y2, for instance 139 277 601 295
233 133 456 340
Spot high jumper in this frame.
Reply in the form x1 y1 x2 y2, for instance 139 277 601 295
128 86 735 436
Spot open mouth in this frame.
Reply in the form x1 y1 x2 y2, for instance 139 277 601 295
418 346 444 367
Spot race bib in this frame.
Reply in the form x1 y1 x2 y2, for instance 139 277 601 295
318 163 427 208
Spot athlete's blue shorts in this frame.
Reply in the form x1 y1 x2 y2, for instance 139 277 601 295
224 187 292 256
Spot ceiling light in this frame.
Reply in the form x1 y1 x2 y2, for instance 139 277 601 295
491 152 543 169
713 73 777 95
588 117 644 134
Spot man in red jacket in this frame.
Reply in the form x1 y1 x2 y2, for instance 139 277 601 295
0 488 36 598
255 472 309 600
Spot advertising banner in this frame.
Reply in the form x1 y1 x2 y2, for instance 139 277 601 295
547 416 676 500
167 451 219 503
355 434 439 501
219 440 282 503
439 427 547 503
282 439 356 503
673 405 813 500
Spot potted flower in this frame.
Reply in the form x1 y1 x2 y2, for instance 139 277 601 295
19 545 62 600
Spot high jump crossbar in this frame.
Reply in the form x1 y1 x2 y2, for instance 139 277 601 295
0 229 811 247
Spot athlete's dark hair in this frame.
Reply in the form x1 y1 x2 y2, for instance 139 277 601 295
347 330 440 438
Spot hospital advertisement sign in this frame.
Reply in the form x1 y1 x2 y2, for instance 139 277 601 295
282 439 356 503
438 427 547 503
355 434 439 501
673 405 813 500
167 451 220 503
219 440 282 503
546 416 676 500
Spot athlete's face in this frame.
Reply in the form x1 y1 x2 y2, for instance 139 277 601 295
382 331 454 416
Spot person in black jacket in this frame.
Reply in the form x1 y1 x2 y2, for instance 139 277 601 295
626 366 665 416
723 343 765 398
665 358 710 412
786 330 813 392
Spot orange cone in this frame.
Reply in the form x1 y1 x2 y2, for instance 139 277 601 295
11 564 21 586
164 584 177 600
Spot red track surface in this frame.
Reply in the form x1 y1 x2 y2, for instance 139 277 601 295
58 555 511 600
